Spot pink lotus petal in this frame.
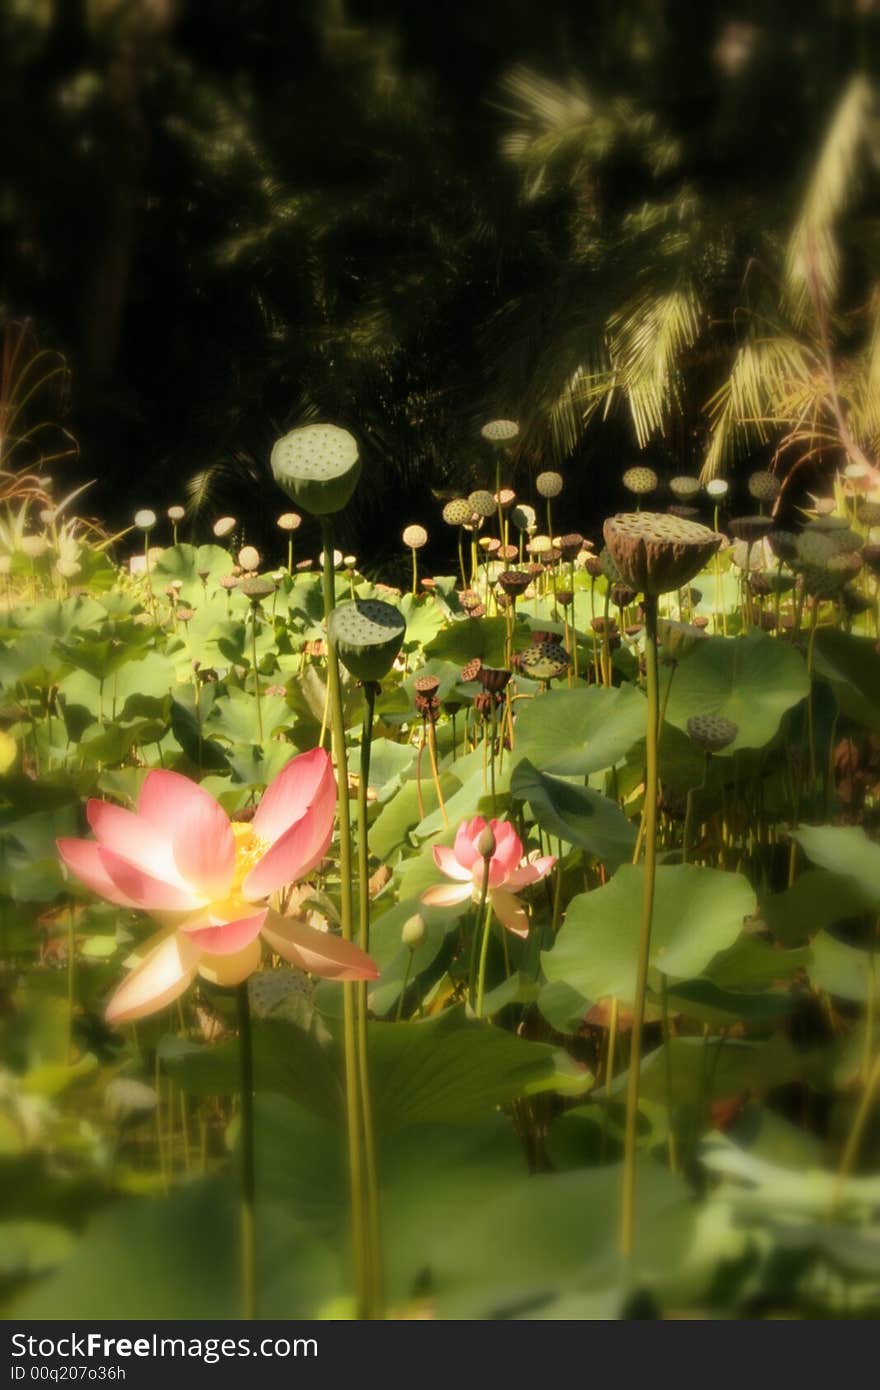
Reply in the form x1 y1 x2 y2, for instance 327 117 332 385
183 907 267 956
138 772 235 899
491 888 530 938
421 881 472 908
242 803 334 900
87 799 181 887
262 913 379 981
197 938 262 987
252 748 335 846
105 930 200 1024
433 845 472 882
454 817 484 870
57 837 142 908
506 855 556 889
492 821 523 880
98 845 205 911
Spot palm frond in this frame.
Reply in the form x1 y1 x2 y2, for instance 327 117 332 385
785 74 875 323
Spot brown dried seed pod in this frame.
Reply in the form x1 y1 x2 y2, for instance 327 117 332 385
728 515 775 544
477 666 511 693
602 512 722 597
498 570 531 597
460 657 483 682
557 532 584 560
413 673 441 696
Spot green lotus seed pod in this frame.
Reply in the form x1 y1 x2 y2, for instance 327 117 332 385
481 419 519 442
271 423 361 516
686 714 738 753
669 475 701 501
622 466 658 496
520 640 570 680
328 598 406 682
443 498 472 526
536 471 563 498
747 470 781 503
239 575 276 602
511 503 536 532
468 489 497 519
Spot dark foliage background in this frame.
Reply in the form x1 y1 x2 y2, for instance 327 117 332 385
2 0 879 567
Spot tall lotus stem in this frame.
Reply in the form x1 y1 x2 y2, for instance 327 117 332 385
320 518 369 1317
356 679 383 1315
473 827 495 1017
236 982 257 1320
250 606 263 745
620 594 659 1258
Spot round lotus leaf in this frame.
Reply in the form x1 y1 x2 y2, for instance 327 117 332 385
271 423 361 516
329 598 406 681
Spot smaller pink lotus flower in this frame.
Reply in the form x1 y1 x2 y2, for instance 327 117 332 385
420 816 555 937
57 748 378 1024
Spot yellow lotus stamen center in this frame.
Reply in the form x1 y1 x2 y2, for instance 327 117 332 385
231 822 269 892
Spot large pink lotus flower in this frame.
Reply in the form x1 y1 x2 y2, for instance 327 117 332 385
420 816 555 937
57 748 378 1023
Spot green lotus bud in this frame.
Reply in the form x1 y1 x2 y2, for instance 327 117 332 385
401 913 426 948
477 824 496 859
271 423 361 516
328 598 406 682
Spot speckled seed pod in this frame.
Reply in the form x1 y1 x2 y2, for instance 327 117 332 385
468 489 497 519
536 471 563 499
239 576 276 602
496 488 517 508
481 419 519 442
658 619 707 663
599 546 623 583
747 470 781 503
238 546 261 572
857 500 880 528
602 512 722 597
669 476 701 501
667 504 700 521
168 505 185 522
328 598 406 682
402 524 428 549
520 641 570 680
213 516 237 539
622 466 658 496
686 714 739 753
271 423 361 516
443 498 472 526
460 657 483 683
277 512 302 532
705 478 729 500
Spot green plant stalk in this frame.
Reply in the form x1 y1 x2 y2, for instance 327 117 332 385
356 681 384 1317
475 886 496 1019
395 949 414 1022
236 982 257 1321
620 594 660 1258
250 604 264 745
660 973 678 1174
806 595 820 795
320 518 369 1319
66 900 76 1064
410 547 418 598
470 855 492 1012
